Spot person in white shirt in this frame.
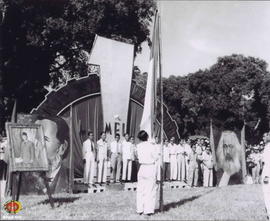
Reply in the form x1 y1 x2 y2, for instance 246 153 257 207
188 144 199 187
97 132 109 186
262 132 270 219
177 140 187 182
183 139 192 178
163 139 170 181
169 137 178 181
202 146 214 187
110 133 122 183
122 133 132 182
82 131 97 187
136 130 158 216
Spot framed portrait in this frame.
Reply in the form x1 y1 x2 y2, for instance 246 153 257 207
6 123 49 172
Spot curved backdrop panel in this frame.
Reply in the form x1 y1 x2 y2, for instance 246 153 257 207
31 74 180 180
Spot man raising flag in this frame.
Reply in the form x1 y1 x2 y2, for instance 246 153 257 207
140 10 160 140
138 6 165 213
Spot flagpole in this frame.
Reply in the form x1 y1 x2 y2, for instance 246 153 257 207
158 9 164 212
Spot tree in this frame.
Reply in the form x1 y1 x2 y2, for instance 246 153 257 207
0 0 8 130
163 54 270 143
1 0 155 127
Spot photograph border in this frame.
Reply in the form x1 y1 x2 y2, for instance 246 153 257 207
5 122 49 172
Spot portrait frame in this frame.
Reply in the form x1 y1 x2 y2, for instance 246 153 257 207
6 123 49 172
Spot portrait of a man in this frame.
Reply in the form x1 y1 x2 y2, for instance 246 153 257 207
19 132 35 166
34 115 70 193
6 123 49 172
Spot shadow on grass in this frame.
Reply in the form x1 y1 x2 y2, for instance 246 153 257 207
156 189 215 213
37 196 80 207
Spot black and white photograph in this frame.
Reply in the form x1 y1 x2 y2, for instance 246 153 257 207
0 0 270 220
5 123 49 172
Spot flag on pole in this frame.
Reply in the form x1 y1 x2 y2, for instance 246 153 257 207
210 119 217 170
241 122 247 181
140 11 160 139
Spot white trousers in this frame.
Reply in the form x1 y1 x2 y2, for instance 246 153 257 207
170 155 177 180
122 159 132 181
136 164 157 214
0 180 6 199
188 165 199 187
98 159 107 183
262 182 270 218
203 167 213 187
84 156 95 184
177 155 186 181
156 159 161 181
111 154 122 182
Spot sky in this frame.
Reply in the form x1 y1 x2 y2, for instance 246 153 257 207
134 1 270 77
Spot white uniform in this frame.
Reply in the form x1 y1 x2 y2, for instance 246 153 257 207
82 139 96 184
177 144 186 181
122 140 133 181
110 140 122 182
202 151 213 187
262 143 270 218
136 141 158 215
188 150 199 187
183 143 192 177
97 139 109 183
169 143 178 180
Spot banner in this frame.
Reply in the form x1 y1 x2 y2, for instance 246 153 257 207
89 35 134 142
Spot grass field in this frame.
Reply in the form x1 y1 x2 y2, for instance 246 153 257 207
0 184 268 220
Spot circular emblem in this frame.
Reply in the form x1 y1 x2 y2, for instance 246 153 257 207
4 200 22 214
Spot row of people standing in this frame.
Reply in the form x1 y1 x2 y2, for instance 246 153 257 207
160 137 214 187
82 131 214 188
82 132 138 187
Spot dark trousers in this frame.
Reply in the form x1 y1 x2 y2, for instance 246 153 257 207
131 161 138 182
164 162 170 181
0 160 7 180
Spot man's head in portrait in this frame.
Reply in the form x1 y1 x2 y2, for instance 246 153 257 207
34 115 70 193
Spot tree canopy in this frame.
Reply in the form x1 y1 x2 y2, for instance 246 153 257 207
1 1 270 143
0 0 155 129
162 54 270 143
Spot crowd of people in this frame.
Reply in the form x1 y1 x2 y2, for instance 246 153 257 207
82 131 214 188
0 128 270 217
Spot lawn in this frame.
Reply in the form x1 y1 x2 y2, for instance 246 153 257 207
0 184 268 220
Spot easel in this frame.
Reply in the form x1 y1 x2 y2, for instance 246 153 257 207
11 171 54 208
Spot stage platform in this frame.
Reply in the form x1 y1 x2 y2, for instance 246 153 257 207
73 178 189 193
